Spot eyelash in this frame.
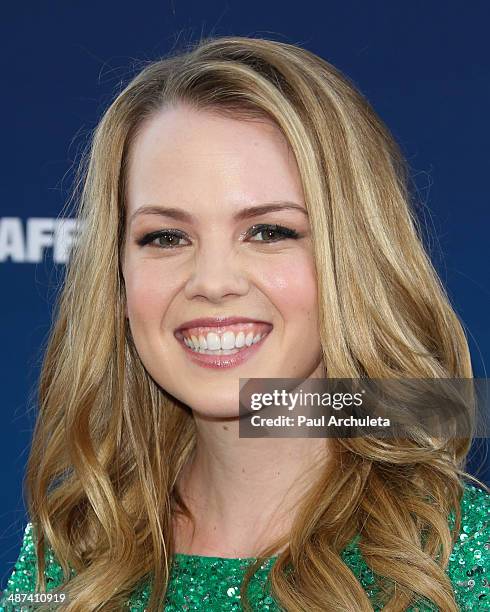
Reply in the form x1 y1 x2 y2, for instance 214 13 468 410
135 224 300 249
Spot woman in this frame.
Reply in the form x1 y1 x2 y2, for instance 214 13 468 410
1 35 488 612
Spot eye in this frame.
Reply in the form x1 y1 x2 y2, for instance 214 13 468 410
135 223 301 249
136 230 188 249
246 224 299 242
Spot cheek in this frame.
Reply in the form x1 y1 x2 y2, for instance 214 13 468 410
259 253 318 317
124 263 179 323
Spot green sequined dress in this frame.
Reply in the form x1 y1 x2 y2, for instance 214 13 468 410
1 483 488 611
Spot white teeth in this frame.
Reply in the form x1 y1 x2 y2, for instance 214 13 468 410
206 332 221 350
183 329 267 352
221 331 236 350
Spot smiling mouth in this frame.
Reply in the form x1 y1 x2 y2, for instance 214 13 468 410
174 324 273 369
176 326 272 355
174 322 273 355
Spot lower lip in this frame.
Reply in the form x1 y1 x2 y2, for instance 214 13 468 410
176 332 271 369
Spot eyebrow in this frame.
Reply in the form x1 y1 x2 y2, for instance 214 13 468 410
129 202 308 226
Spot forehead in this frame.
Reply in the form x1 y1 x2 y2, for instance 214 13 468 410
125 104 305 220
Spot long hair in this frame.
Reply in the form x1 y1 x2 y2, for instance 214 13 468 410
25 35 487 611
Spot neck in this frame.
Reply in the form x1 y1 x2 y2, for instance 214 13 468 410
173 414 331 558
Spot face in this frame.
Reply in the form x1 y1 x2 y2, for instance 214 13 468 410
122 103 325 418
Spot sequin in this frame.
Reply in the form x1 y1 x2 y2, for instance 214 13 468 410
0 483 488 611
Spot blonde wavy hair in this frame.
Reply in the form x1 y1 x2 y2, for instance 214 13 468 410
25 35 488 611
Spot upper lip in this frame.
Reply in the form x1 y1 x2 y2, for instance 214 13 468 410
174 316 272 332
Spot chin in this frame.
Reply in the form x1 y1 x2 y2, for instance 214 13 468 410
189 404 240 420
166 384 238 417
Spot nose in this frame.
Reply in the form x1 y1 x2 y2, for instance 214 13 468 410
183 242 250 303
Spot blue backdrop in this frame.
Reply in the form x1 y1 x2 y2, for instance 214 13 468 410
1 0 489 588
